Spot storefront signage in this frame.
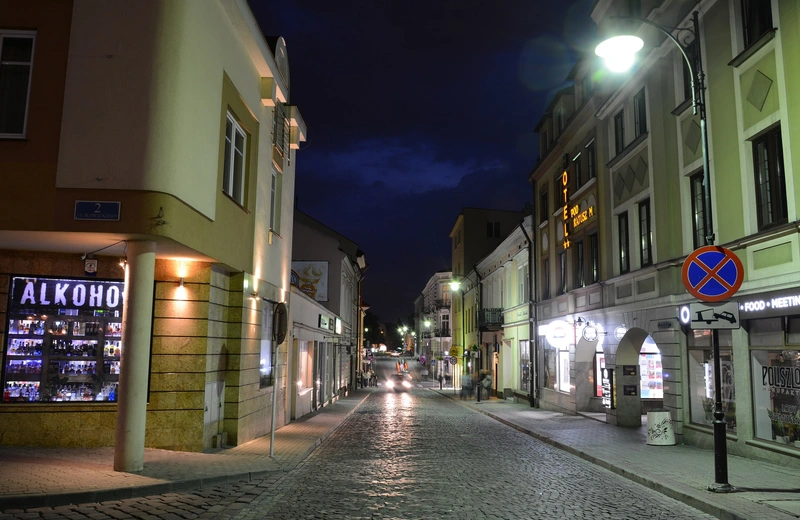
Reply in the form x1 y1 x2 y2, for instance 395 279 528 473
318 314 333 330
11 277 123 310
614 326 628 341
762 366 800 393
569 203 595 230
623 384 638 396
334 317 342 335
74 201 121 221
560 170 571 249
739 287 800 319
622 365 637 376
602 368 615 409
545 320 570 349
582 325 598 341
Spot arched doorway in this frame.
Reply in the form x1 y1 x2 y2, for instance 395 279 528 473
611 327 664 426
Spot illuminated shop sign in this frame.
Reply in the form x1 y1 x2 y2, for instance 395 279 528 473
561 171 570 249
560 170 596 249
11 278 123 310
738 288 800 319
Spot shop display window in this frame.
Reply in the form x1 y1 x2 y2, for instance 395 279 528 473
3 277 124 403
595 343 605 397
687 330 735 432
639 337 663 399
519 340 530 391
752 349 800 446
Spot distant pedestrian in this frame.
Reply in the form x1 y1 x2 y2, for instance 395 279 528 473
403 361 408 372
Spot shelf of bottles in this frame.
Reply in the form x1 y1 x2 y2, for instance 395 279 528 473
3 277 125 403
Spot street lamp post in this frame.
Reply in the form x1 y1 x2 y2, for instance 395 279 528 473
596 11 731 493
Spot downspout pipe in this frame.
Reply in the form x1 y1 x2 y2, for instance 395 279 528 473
520 218 539 407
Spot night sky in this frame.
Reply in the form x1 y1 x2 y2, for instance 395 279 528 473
250 0 597 324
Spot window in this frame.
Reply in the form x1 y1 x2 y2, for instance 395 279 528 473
519 340 530 391
0 32 35 136
558 251 566 295
586 140 596 181
542 258 550 300
589 232 599 283
753 127 787 230
487 222 501 238
581 75 592 105
574 240 585 288
618 212 629 274
273 101 289 164
625 0 641 18
681 41 697 103
690 171 708 248
223 111 246 205
260 304 275 388
518 265 525 304
539 188 549 223
557 110 563 134
688 330 735 432
269 169 281 233
741 0 773 48
573 153 582 190
639 199 652 267
614 110 625 155
634 88 647 138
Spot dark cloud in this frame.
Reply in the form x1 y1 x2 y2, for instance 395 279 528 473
251 0 596 323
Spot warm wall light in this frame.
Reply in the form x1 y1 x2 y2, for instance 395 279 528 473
119 258 127 269
179 277 185 287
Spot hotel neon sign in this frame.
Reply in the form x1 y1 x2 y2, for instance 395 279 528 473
561 169 596 250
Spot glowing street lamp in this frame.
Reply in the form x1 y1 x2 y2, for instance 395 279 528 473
596 12 729 493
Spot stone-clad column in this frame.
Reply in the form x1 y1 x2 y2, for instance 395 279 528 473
114 241 156 472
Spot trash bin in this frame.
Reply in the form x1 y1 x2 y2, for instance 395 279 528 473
646 409 676 446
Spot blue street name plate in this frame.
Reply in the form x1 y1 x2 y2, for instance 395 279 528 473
74 201 121 221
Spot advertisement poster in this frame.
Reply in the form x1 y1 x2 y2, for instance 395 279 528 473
291 261 329 302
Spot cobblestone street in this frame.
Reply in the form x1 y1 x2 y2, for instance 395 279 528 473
0 387 718 519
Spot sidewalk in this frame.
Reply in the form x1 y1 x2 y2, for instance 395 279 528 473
0 390 370 511
2 386 800 519
433 388 800 520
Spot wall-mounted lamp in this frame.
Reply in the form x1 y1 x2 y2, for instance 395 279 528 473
179 277 185 287
119 258 127 269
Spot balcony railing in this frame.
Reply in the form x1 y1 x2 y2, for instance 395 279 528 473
478 308 503 331
435 298 451 309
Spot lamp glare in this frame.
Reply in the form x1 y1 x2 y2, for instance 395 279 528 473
595 35 644 73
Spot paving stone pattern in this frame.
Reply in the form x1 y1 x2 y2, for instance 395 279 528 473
231 390 713 520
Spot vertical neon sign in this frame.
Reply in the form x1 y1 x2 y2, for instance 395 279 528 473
561 170 571 249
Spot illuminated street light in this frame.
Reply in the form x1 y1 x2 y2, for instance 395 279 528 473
597 12 729 493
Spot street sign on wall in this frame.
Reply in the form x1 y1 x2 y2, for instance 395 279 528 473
682 246 744 302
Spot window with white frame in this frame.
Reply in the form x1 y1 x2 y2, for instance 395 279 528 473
740 0 773 49
519 340 530 391
753 126 787 230
223 111 246 205
614 110 625 155
586 140 596 181
618 212 630 274
270 168 281 233
573 152 583 190
634 88 647 138
639 199 652 267
0 32 35 137
574 240 585 288
273 101 289 164
558 251 566 295
589 232 599 283
689 171 708 248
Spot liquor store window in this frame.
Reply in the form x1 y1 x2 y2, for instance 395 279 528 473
3 277 124 403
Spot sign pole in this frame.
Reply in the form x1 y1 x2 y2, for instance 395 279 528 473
710 328 729 487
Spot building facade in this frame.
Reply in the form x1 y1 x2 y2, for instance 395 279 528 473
0 0 306 469
416 271 452 380
529 0 800 467
290 209 365 418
